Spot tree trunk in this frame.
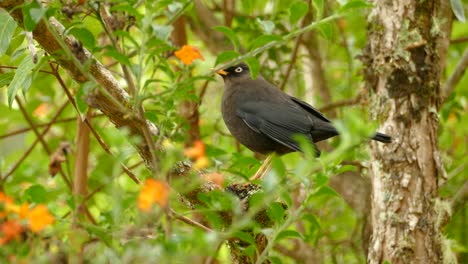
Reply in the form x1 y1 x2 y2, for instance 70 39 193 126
363 1 453 263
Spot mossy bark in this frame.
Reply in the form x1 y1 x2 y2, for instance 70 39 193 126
362 1 452 263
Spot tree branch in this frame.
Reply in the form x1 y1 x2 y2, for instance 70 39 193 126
441 46 468 102
0 1 158 167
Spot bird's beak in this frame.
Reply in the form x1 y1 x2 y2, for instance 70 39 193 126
216 69 228 76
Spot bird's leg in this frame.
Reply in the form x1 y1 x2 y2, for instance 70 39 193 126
249 154 274 181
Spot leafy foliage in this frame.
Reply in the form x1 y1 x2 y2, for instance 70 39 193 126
0 0 466 263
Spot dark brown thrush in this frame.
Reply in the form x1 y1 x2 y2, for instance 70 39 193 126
217 63 391 156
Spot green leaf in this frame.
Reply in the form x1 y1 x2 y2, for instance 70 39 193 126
336 164 357 174
213 26 241 51
245 57 260 80
249 35 282 51
110 4 143 20
0 72 14 88
276 230 302 241
311 185 339 198
215 50 241 65
152 25 174 41
317 23 334 41
450 0 466 22
339 0 373 13
256 18 275 34
22 1 47 31
241 0 253 13
233 231 256 244
302 213 321 230
103 49 131 66
69 27 96 50
0 10 17 56
267 202 286 223
313 0 324 18
24 184 47 203
289 1 309 25
81 223 112 246
8 55 35 106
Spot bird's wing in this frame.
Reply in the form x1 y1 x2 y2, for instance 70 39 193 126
237 101 315 152
290 97 331 123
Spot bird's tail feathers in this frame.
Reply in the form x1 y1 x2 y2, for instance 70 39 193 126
371 132 392 143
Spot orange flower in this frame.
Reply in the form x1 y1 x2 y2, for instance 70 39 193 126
18 204 30 219
174 45 205 65
0 192 13 204
33 102 49 118
184 140 210 170
0 220 24 245
138 179 170 212
27 205 54 233
184 140 206 160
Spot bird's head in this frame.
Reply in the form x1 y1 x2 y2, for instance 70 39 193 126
216 63 250 81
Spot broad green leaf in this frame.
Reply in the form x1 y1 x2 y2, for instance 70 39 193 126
110 4 143 20
289 1 309 25
267 202 286 223
339 0 373 13
215 50 241 65
152 24 173 41
249 35 282 51
0 10 17 56
22 1 47 31
168 2 183 13
103 49 131 66
302 213 321 231
69 27 96 50
233 231 256 244
256 18 275 34
24 184 47 203
276 230 303 241
0 72 14 88
241 0 253 13
245 57 260 79
336 164 357 174
81 223 112 246
311 185 339 198
313 0 324 18
317 23 334 41
269 256 283 264
8 54 35 106
213 26 241 51
450 0 466 22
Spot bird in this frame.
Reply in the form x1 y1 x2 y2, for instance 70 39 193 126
216 63 391 160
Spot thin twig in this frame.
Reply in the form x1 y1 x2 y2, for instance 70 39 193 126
0 114 104 140
15 96 52 154
451 179 468 213
442 46 468 102
450 37 468 44
50 63 141 184
169 209 213 232
2 101 71 185
279 34 302 91
0 65 54 74
318 93 363 113
212 13 343 72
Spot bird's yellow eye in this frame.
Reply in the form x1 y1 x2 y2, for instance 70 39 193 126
235 67 243 73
